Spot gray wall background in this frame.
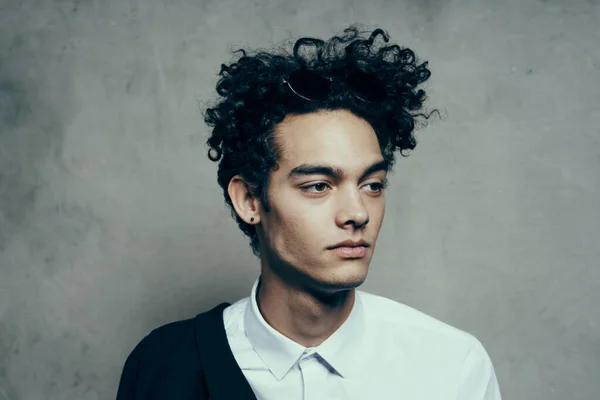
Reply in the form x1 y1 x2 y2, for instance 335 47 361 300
1 0 599 399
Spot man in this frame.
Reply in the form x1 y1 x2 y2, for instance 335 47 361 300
117 25 502 399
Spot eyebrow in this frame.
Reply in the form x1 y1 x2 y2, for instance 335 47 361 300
287 159 389 181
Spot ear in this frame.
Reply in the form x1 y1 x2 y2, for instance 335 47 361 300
228 175 261 224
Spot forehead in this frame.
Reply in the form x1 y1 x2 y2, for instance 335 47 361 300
274 109 383 171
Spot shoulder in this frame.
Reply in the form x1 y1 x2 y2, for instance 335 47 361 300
145 317 196 348
117 317 201 399
357 291 501 398
130 301 231 360
126 317 198 367
358 290 480 352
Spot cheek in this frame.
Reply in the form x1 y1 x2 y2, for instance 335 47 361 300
274 213 323 258
282 218 314 250
375 202 385 225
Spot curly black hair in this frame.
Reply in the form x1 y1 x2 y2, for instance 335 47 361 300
203 24 434 258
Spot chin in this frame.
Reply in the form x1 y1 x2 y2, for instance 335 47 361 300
316 263 369 291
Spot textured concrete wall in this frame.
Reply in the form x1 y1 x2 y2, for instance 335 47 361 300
1 0 599 399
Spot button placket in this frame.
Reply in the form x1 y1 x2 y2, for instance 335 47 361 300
299 354 322 400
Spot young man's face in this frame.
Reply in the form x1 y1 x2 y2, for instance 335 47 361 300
256 109 387 294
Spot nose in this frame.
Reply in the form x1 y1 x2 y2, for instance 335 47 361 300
335 190 370 228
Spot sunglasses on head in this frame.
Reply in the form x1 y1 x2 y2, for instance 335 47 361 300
282 68 386 103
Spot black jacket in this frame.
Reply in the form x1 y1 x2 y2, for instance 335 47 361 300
116 302 258 400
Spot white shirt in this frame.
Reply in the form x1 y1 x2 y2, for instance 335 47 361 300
223 276 502 399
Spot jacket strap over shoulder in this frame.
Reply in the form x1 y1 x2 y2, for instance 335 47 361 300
194 302 257 400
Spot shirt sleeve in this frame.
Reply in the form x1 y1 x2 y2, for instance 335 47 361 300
457 338 502 400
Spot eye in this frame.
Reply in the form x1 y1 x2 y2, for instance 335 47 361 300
301 182 331 193
300 179 389 194
366 179 389 193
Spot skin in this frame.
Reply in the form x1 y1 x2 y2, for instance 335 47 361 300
228 109 388 348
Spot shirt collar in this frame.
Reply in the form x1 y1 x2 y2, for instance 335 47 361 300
244 275 366 381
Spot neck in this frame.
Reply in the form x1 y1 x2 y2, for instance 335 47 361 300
256 266 356 348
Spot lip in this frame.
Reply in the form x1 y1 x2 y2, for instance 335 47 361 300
331 246 367 258
328 239 370 249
